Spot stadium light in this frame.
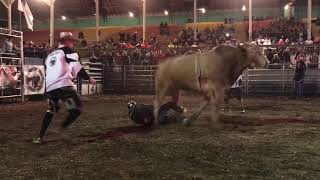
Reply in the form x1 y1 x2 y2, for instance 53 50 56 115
128 12 134 18
284 4 289 10
198 8 206 14
164 10 169 16
242 5 246 11
61 16 67 20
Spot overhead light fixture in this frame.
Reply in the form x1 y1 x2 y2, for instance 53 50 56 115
284 4 289 10
198 8 206 14
128 12 134 18
61 16 67 20
242 5 246 11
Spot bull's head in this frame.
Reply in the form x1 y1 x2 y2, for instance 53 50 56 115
240 43 268 69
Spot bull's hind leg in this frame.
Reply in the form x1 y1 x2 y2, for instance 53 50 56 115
154 80 169 126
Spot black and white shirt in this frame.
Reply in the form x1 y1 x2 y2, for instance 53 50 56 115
231 75 242 88
45 46 89 92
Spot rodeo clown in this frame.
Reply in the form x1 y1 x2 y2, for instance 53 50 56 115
33 32 96 144
224 75 245 113
128 101 188 127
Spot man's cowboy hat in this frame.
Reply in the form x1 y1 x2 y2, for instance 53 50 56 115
59 32 79 43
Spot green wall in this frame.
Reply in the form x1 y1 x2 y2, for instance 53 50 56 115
34 6 319 30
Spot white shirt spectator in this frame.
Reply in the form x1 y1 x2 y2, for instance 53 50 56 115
305 39 313 45
231 75 242 88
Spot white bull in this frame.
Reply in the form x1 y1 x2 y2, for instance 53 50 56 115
154 44 268 126
0 66 19 90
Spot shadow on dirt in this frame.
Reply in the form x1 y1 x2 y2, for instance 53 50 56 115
80 125 153 143
219 114 320 126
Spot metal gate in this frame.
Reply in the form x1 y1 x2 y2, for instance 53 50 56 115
104 65 157 94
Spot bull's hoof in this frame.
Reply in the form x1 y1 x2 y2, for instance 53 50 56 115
210 123 222 130
153 120 160 127
182 118 191 127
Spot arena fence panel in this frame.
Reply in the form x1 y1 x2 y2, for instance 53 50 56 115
77 62 104 95
104 65 320 96
0 28 25 101
95 44 320 96
104 65 157 94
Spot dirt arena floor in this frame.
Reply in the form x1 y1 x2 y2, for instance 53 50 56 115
1 95 320 179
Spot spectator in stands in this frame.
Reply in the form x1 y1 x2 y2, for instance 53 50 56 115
3 38 13 53
253 19 308 44
282 47 291 66
119 32 125 42
271 54 281 64
121 51 130 65
106 52 114 66
100 51 108 65
160 22 164 35
164 22 170 36
78 32 84 40
266 48 274 63
305 39 313 45
132 32 137 45
140 50 150 65
132 49 141 65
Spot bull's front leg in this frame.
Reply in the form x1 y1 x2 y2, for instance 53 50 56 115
172 91 180 105
185 100 210 126
209 84 225 125
153 99 160 126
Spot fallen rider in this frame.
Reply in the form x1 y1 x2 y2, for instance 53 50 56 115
127 101 188 127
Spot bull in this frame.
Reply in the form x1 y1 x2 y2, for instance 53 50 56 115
153 44 268 126
0 66 19 90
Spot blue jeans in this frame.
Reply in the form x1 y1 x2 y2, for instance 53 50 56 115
293 80 304 98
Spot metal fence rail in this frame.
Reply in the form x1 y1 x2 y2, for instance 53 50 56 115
104 65 320 96
77 62 104 95
105 65 157 94
244 68 320 95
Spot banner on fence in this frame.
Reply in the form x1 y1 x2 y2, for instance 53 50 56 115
24 65 45 95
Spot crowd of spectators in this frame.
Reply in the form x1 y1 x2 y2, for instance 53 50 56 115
0 38 51 59
1 18 319 68
265 46 320 69
253 19 309 45
95 45 319 67
92 48 209 66
170 25 236 47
